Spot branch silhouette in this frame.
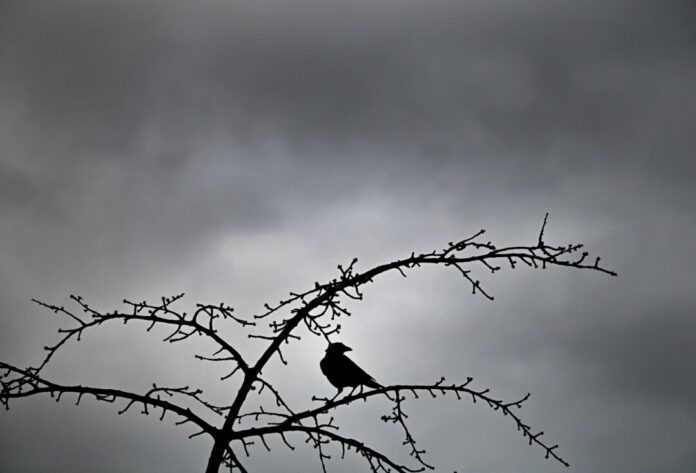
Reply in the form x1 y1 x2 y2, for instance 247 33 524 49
1 215 615 472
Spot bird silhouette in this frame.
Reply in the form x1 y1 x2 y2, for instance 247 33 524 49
320 342 381 399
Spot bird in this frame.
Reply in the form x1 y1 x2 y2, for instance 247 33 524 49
320 342 381 399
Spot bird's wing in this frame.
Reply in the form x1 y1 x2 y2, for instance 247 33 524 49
340 355 381 388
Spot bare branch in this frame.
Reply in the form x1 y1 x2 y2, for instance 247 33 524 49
28 295 250 377
270 379 569 467
222 446 249 473
3 217 615 472
233 425 421 473
0 362 216 436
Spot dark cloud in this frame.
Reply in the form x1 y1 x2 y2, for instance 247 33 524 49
565 305 696 406
1 1 694 472
4 0 694 161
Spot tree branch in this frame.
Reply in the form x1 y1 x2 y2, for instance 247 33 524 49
30 294 250 376
2 216 614 472
232 378 569 468
0 362 216 436
234 424 421 473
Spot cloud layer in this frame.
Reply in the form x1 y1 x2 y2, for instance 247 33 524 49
1 1 695 472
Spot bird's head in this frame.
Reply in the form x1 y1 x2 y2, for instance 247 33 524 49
326 342 352 354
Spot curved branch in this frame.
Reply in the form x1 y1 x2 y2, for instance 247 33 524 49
221 218 615 451
234 379 569 467
253 219 616 380
234 425 421 473
31 295 250 375
0 362 216 436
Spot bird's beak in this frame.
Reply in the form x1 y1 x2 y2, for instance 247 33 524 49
344 346 352 352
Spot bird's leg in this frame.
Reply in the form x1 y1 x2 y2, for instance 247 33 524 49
330 388 343 402
347 386 358 397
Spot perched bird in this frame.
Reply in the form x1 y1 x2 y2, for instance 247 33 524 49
320 342 381 398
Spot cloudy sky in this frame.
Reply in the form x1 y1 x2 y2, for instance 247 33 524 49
1 1 695 472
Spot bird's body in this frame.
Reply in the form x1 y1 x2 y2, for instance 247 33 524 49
320 343 381 397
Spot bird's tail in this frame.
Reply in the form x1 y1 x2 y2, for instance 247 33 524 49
366 378 382 389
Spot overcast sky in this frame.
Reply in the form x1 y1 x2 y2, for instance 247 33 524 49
1 1 695 472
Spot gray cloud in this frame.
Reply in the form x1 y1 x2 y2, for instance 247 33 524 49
1 1 695 472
